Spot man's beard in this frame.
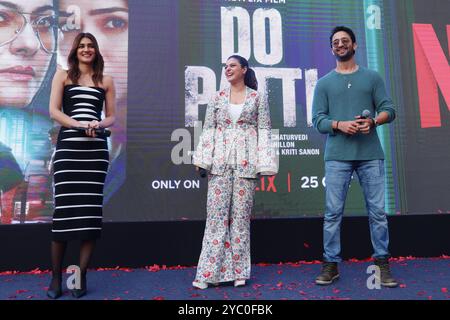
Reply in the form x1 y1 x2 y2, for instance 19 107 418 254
335 48 355 62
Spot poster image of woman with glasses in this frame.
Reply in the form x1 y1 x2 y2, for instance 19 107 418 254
0 0 58 224
0 0 56 106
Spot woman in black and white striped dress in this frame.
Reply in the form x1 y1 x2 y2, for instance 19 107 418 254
47 33 115 299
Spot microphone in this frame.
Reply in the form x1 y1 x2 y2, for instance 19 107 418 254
360 109 371 119
358 109 377 130
198 168 208 178
73 127 111 137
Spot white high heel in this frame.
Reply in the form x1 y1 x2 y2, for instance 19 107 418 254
234 279 246 287
192 281 208 289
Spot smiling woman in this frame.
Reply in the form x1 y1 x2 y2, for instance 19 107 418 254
47 32 116 299
57 0 128 104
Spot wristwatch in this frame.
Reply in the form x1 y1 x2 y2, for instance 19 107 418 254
372 118 378 127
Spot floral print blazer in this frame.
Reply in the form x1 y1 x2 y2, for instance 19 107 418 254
193 86 278 178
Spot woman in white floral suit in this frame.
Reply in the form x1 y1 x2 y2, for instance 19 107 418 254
192 55 278 289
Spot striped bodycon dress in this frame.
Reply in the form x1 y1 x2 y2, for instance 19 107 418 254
52 84 109 241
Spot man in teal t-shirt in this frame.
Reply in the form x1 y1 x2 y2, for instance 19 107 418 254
312 26 398 288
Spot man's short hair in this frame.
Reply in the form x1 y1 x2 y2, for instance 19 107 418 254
330 26 356 47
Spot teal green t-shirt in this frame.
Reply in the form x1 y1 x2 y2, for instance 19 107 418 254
312 66 395 161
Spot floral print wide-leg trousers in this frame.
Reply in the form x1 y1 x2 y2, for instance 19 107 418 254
195 168 257 284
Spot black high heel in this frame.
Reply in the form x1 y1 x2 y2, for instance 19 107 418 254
47 278 62 299
71 288 87 299
47 288 62 299
71 273 87 299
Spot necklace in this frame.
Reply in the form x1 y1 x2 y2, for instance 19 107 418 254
340 74 353 89
336 65 358 89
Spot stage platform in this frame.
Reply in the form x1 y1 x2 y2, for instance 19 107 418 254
1 256 449 300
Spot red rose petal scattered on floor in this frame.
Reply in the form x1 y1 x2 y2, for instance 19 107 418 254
348 257 372 263
152 296 165 300
29 268 45 275
97 266 120 271
286 262 301 268
333 288 340 294
16 289 28 294
303 243 310 248
441 288 448 293
305 260 322 265
276 281 283 288
399 284 407 288
169 265 189 270
277 270 283 275
146 265 161 272
256 263 271 267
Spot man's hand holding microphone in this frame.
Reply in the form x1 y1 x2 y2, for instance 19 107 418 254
334 110 375 135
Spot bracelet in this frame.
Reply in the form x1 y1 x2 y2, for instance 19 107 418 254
336 121 340 130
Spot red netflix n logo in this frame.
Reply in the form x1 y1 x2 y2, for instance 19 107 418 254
412 24 450 128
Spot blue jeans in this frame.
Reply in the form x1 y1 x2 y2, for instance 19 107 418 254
323 160 390 262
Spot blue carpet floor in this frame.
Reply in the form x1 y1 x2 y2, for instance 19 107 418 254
1 257 449 300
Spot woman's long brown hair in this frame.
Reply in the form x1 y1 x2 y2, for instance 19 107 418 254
67 33 104 86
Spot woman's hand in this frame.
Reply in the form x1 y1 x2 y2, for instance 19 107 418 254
86 120 100 137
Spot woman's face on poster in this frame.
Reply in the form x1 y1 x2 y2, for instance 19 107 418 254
57 0 129 102
0 0 55 107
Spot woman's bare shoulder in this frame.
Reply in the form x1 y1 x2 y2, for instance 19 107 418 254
102 75 115 91
54 68 68 84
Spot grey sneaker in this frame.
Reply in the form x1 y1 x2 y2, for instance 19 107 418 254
315 262 339 285
374 258 398 288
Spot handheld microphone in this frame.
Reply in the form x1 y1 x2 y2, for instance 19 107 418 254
73 127 111 137
198 168 207 178
360 109 371 119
